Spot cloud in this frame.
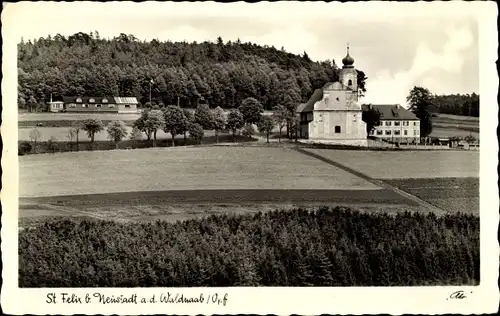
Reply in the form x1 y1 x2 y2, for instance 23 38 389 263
241 25 318 56
158 25 212 43
362 24 475 107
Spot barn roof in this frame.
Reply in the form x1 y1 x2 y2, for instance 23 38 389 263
114 97 139 104
62 96 115 103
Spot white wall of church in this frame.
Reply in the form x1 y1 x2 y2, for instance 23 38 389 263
315 90 347 111
309 110 366 140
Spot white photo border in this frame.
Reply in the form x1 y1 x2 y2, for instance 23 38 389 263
1 1 498 315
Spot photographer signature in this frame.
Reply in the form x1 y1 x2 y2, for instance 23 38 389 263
447 290 472 300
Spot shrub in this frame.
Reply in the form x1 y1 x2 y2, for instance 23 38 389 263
188 123 204 144
18 142 32 155
242 123 256 140
46 137 59 153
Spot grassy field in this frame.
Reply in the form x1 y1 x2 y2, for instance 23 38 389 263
383 177 479 215
19 146 430 226
306 149 479 215
431 114 480 138
19 147 381 198
305 149 479 179
435 113 479 122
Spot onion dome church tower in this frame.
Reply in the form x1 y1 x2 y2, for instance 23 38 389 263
339 43 358 101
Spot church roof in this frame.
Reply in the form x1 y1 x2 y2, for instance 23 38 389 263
362 104 419 120
297 88 323 113
296 103 307 113
322 81 352 91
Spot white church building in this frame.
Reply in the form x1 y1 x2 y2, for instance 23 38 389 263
297 46 368 146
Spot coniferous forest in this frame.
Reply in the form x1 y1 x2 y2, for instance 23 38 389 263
19 207 479 287
431 93 480 117
18 32 368 111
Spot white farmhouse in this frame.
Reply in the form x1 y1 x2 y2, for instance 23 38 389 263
362 104 421 144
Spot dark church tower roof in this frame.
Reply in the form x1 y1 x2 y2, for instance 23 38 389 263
342 43 355 68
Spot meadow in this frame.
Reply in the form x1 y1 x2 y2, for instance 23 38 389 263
19 146 426 227
306 149 480 215
431 113 480 138
305 149 479 179
19 147 381 198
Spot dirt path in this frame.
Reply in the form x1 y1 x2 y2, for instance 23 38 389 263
294 147 446 214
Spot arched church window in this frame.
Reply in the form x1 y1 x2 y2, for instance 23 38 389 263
348 79 352 86
336 97 339 101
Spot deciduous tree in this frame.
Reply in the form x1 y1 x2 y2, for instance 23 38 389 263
212 106 227 143
182 108 194 144
362 107 381 136
133 111 152 140
226 109 245 142
272 104 288 142
407 86 433 137
106 120 128 149
163 105 186 147
82 118 104 150
239 97 263 124
129 127 143 146
257 116 275 143
188 123 204 145
242 123 256 140
194 104 214 130
29 127 42 153
69 122 82 151
145 110 165 147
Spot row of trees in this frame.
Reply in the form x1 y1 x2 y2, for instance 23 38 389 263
18 32 367 110
131 96 299 146
19 207 479 287
23 95 298 154
431 93 479 117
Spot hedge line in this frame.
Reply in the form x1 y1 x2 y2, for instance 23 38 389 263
19 207 479 287
18 134 256 155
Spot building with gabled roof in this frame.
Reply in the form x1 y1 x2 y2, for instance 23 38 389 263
54 96 139 113
362 103 420 143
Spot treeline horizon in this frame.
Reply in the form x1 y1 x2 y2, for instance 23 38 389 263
17 31 367 111
18 31 479 117
431 93 480 117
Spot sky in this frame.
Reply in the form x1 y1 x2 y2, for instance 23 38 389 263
3 1 480 107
